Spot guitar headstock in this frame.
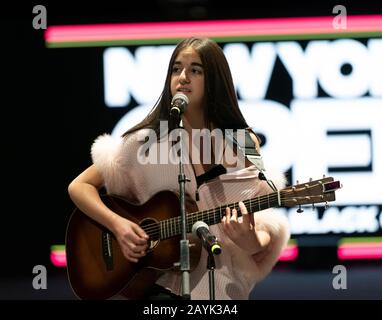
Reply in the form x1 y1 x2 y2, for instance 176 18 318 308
281 177 341 208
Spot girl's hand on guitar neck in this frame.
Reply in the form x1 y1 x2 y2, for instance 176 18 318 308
112 217 149 263
222 201 271 256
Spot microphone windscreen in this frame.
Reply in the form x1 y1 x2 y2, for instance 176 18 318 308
171 92 189 106
191 221 209 237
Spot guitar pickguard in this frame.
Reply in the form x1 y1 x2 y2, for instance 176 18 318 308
140 217 160 251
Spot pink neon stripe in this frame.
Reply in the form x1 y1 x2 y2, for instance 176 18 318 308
278 245 298 261
45 15 382 43
338 243 382 260
48 247 297 268
340 243 382 248
50 252 67 267
46 27 367 42
48 243 382 265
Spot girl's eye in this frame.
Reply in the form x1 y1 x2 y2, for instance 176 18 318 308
192 68 202 74
172 67 180 73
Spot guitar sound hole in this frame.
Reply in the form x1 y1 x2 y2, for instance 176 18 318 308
140 218 160 251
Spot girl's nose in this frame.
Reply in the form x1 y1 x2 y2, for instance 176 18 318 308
179 68 190 84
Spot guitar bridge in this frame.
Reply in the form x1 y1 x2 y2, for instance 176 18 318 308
102 231 114 271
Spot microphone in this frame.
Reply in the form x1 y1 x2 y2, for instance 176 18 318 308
192 221 222 255
170 93 189 117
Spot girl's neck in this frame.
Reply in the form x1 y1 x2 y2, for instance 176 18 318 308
183 108 206 131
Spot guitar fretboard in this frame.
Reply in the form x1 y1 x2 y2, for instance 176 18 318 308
155 191 282 240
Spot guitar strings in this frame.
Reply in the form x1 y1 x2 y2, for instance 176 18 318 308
142 193 317 238
142 196 310 238
140 193 322 238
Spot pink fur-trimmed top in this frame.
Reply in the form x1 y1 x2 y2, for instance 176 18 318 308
91 130 290 299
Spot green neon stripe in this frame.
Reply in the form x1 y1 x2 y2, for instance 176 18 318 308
51 245 66 252
47 31 382 48
339 237 382 245
46 37 186 48
288 239 297 246
215 31 382 42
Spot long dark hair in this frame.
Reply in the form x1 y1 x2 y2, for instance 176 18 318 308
122 37 249 138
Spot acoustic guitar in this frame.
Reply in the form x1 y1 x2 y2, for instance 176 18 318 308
65 176 341 299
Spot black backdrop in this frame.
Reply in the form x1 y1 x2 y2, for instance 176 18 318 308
2 0 381 277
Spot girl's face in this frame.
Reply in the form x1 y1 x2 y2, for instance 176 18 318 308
170 46 205 110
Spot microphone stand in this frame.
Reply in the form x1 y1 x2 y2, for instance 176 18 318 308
191 220 221 300
174 115 191 300
207 252 216 300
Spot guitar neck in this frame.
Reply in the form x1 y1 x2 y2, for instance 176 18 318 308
158 191 281 240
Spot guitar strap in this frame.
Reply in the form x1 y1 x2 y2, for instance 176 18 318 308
225 128 278 192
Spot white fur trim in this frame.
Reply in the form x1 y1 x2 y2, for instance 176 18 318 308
252 209 290 282
91 134 122 170
91 134 127 194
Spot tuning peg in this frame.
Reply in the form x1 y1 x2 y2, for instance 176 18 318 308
297 205 304 213
323 174 326 178
324 201 329 209
312 203 315 210
309 177 313 182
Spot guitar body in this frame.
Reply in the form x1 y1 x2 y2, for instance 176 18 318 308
65 191 201 300
65 176 340 299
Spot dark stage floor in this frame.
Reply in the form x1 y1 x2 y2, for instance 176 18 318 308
1 262 381 300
